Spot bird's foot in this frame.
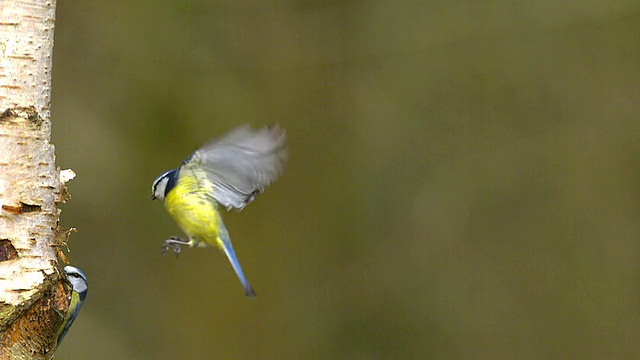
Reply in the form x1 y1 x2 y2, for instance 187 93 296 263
161 236 189 258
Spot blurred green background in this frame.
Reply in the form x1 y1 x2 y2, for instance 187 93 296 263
50 1 638 359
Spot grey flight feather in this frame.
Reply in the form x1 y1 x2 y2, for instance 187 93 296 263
182 124 287 209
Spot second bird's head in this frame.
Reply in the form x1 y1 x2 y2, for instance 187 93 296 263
151 169 179 202
64 266 88 301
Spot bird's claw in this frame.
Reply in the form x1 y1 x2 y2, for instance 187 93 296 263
161 236 189 258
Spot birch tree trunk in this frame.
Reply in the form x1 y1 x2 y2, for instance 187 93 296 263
0 1 74 358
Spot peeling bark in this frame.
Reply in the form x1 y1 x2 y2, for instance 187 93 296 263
0 1 72 358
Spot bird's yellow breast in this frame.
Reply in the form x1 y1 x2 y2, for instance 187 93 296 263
164 174 221 246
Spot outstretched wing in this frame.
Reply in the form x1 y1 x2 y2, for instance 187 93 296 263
182 124 287 209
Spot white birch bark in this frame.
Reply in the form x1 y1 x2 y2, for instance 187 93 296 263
0 0 74 358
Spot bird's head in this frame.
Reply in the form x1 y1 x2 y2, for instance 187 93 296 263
151 169 178 201
64 266 88 301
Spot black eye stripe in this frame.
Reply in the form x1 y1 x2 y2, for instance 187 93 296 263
68 273 85 280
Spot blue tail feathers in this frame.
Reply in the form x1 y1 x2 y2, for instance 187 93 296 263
217 222 256 298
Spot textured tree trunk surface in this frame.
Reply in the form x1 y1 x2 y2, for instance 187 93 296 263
0 1 74 358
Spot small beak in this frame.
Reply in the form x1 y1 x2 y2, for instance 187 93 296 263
151 194 156 200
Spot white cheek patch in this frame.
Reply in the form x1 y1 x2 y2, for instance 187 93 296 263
153 178 169 201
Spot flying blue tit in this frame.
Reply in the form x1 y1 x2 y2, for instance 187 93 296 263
151 124 287 298
57 265 88 347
